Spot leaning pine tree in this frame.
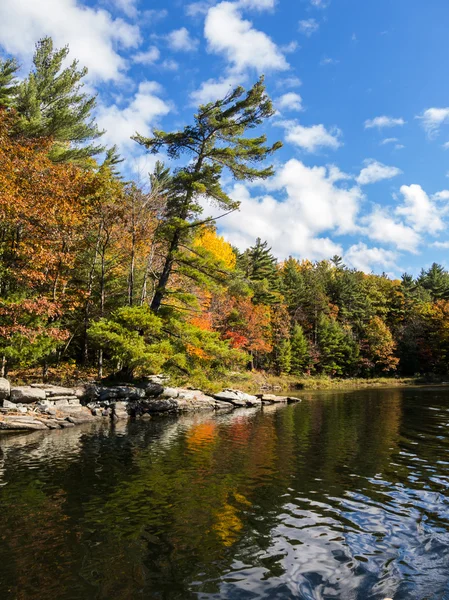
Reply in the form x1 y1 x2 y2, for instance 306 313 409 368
133 76 282 313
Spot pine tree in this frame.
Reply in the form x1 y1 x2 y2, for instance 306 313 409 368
15 37 104 163
239 238 280 304
0 58 19 108
273 338 291 375
290 324 310 375
417 263 449 300
317 316 359 376
133 76 281 312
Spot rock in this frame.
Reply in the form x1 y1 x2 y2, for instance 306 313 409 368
175 390 217 411
2 399 17 409
0 378 10 401
142 382 164 398
66 414 96 424
160 387 179 399
37 400 56 408
68 399 81 406
0 419 48 431
144 374 170 385
54 399 69 407
214 389 261 407
140 413 152 419
286 396 302 403
10 386 46 404
214 400 234 410
259 394 289 403
142 398 179 413
30 384 76 397
99 385 145 401
59 421 75 428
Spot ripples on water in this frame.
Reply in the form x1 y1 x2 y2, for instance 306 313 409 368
1 388 449 599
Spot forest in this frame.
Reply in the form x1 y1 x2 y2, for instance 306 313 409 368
1 37 449 388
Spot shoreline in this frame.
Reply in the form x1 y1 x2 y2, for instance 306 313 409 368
0 377 301 433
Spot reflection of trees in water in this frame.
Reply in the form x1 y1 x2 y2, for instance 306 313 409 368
1 390 447 599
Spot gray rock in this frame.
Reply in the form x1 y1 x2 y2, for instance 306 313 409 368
54 399 69 407
0 420 48 431
0 378 10 401
143 398 179 413
144 374 170 385
59 421 75 428
30 384 76 397
286 396 302 403
99 386 145 401
2 399 17 409
10 386 46 404
259 394 288 403
67 414 96 424
68 399 81 406
160 387 179 399
214 389 260 407
214 400 234 410
143 382 164 398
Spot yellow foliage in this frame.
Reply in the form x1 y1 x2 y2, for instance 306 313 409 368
194 227 236 270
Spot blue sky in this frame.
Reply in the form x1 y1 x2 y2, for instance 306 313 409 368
1 0 449 275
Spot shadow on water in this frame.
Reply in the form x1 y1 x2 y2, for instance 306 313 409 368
1 388 449 599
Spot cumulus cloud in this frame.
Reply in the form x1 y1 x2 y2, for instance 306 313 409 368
204 1 288 73
211 159 362 260
345 243 398 273
276 92 303 112
238 0 276 9
396 184 444 234
280 121 342 153
133 46 160 65
190 74 245 105
0 0 140 82
167 27 199 51
364 116 406 129
96 81 170 152
112 0 138 18
299 19 319 37
356 160 402 185
417 108 449 138
364 208 420 253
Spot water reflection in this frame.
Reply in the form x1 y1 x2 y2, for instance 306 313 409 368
1 388 449 599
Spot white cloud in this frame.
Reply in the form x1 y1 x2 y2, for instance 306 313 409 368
209 159 363 260
345 243 398 273
396 184 444 234
356 160 402 185
276 92 303 112
364 208 420 253
433 190 449 201
443 141 449 149
277 76 302 89
280 121 342 153
0 0 140 82
190 74 245 105
167 27 199 52
417 108 449 138
299 19 319 37
238 0 276 9
432 241 449 249
320 57 339 66
204 1 288 73
327 165 352 183
310 0 329 7
380 137 399 145
132 46 160 65
112 0 138 18
364 116 406 129
96 81 170 152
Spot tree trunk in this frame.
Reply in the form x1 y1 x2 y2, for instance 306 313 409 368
150 228 181 312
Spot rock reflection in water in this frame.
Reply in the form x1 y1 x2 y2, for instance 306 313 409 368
0 388 449 599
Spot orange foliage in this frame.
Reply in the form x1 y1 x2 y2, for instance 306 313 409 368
193 227 236 269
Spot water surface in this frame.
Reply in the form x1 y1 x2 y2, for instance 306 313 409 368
1 387 449 599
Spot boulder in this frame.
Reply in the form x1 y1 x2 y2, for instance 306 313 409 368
0 419 48 431
143 398 179 413
0 378 10 401
213 389 261 407
99 386 145 401
259 394 289 403
214 400 235 410
2 399 17 409
30 384 76 397
142 382 164 398
175 390 216 411
160 387 179 399
10 386 46 404
54 399 69 407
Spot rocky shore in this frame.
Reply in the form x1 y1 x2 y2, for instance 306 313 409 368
0 376 301 432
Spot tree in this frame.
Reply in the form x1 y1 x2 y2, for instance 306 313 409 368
239 238 280 304
317 316 359 376
417 263 449 300
15 37 104 163
133 76 281 313
362 316 399 374
0 58 19 108
290 324 310 375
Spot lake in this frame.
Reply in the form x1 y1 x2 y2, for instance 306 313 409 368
1 387 449 599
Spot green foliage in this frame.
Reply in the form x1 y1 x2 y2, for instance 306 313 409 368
290 324 310 375
0 58 19 107
239 238 280 304
133 76 281 312
317 316 359 376
15 37 104 163
273 339 291 375
88 306 172 378
417 263 449 300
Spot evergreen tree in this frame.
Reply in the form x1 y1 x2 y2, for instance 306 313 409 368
133 76 281 313
239 238 280 304
317 316 359 376
290 324 310 375
273 338 291 375
15 37 104 163
0 58 19 108
417 263 449 300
